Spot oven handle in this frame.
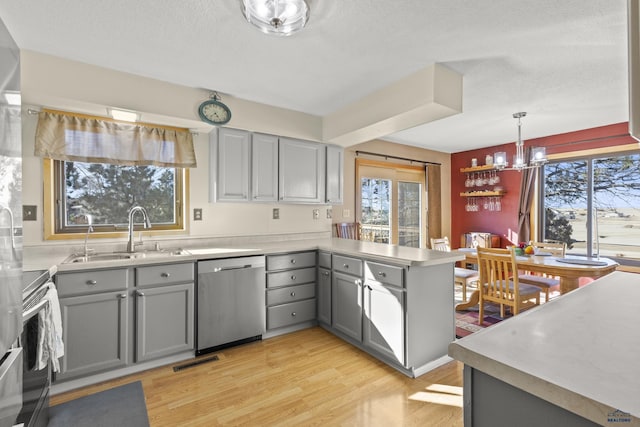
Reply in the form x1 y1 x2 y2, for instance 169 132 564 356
23 298 49 323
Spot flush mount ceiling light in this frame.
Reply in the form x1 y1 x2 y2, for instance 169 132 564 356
107 107 139 122
240 0 310 36
494 112 547 171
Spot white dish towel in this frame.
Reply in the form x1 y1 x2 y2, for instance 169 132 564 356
37 282 65 372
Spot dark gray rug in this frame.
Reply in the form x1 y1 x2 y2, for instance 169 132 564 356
48 381 150 427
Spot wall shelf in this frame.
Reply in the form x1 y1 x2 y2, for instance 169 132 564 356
460 165 499 173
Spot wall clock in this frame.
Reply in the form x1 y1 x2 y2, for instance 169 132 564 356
198 92 232 125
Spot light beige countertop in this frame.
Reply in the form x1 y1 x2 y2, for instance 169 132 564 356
24 237 465 272
448 271 640 426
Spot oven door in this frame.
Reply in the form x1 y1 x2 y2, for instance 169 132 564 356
0 347 23 427
16 298 50 427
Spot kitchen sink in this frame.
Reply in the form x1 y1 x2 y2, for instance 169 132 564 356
63 252 134 264
62 248 190 264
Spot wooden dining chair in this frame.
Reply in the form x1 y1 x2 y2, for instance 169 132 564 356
517 241 567 302
476 247 541 325
430 237 479 302
334 222 360 240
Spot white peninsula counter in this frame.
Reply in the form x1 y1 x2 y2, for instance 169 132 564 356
449 271 639 426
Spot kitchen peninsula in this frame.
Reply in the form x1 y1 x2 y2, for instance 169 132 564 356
26 237 465 392
449 271 640 426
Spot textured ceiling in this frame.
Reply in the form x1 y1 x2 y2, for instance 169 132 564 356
0 0 630 153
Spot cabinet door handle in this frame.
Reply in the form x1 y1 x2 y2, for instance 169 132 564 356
290 259 296 264
291 312 296 317
290 275 296 281
377 272 386 278
343 264 349 269
161 272 170 278
355 279 362 286
323 271 330 276
136 290 145 297
118 293 127 299
86 280 97 286
290 291 296 297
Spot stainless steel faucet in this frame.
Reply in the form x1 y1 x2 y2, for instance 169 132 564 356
83 214 94 257
127 206 152 253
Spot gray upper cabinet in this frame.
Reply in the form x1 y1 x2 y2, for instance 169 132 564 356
279 138 326 203
211 128 251 202
325 145 344 204
251 133 279 202
210 129 337 204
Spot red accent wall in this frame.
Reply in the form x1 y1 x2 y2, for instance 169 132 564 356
450 122 637 248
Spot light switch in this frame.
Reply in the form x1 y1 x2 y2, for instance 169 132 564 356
193 208 202 221
326 208 332 219
23 205 37 221
273 208 280 219
343 208 351 218
313 209 320 219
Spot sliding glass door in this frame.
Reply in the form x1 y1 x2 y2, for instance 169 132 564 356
357 159 426 248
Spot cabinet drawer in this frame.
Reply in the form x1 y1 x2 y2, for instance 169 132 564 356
267 251 316 271
136 263 194 287
267 283 315 306
318 251 331 269
365 261 404 287
267 299 316 330
267 267 315 288
332 254 363 277
56 268 129 297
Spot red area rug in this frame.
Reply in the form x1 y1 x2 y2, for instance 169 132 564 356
455 310 506 338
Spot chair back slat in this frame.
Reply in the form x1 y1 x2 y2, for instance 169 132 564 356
477 247 519 302
529 241 566 256
430 237 451 252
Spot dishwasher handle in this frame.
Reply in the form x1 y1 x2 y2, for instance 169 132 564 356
213 264 253 272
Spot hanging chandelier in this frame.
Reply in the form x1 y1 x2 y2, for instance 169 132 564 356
494 112 547 171
240 0 310 36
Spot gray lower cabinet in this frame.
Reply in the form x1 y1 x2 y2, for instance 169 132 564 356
363 279 405 365
55 262 195 382
317 251 332 326
56 268 130 381
58 290 129 380
325 253 452 377
266 251 317 332
135 282 194 362
331 271 362 341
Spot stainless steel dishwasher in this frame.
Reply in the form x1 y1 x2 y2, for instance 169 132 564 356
197 256 265 355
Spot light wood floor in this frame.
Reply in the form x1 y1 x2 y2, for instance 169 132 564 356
50 327 464 426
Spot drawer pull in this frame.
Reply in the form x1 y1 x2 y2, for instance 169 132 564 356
291 312 296 317
118 293 127 299
377 272 386 278
290 291 296 297
136 290 145 297
343 264 349 269
161 272 171 278
291 275 296 281
290 259 296 264
86 280 97 286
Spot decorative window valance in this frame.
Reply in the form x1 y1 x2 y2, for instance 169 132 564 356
34 109 197 168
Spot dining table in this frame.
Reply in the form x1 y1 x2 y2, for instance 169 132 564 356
454 248 619 311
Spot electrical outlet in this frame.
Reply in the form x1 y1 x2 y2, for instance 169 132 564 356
326 208 332 219
273 208 280 219
313 208 320 219
343 208 351 218
193 208 202 221
23 205 37 221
